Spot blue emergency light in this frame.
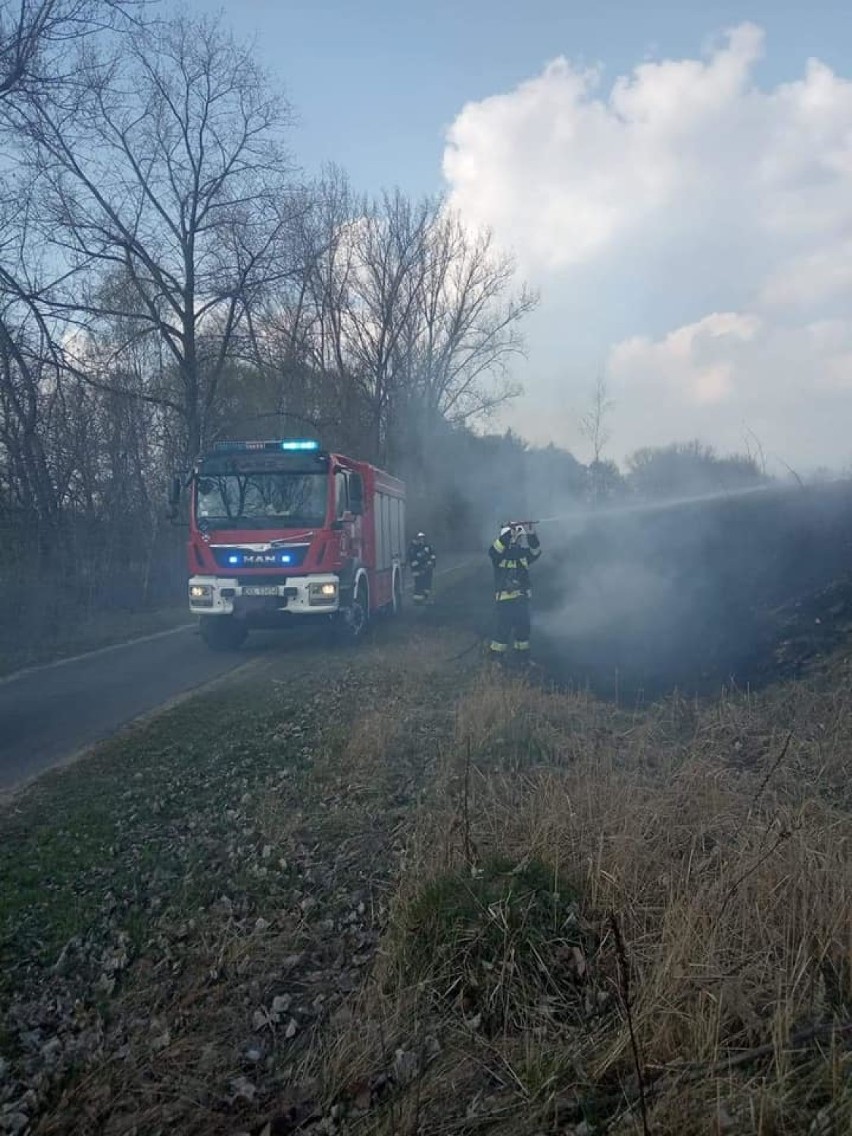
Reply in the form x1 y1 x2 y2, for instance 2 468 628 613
213 439 321 454
225 551 293 566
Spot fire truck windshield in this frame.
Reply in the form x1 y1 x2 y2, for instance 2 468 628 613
195 472 328 530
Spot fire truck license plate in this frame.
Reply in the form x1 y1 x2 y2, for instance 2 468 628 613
242 586 280 596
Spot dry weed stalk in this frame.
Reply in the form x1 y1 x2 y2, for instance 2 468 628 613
609 911 652 1135
380 668 849 1129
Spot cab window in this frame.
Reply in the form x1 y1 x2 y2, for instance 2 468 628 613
335 470 349 519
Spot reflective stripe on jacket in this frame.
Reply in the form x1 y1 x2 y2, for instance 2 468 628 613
408 541 437 572
488 533 541 600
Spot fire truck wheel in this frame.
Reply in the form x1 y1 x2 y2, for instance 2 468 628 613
336 580 369 643
199 615 247 651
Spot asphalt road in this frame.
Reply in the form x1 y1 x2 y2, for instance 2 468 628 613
0 556 477 792
0 625 248 791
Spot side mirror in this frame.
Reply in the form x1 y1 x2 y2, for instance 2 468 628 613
349 476 364 516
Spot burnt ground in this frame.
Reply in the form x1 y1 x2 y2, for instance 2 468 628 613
527 480 852 702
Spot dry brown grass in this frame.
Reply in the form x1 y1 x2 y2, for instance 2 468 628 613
303 664 852 1135
5 620 851 1135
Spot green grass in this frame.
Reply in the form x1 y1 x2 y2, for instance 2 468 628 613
392 856 592 1034
0 673 318 985
0 604 191 676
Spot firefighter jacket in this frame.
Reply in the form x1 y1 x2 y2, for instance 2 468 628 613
489 532 541 601
408 539 437 574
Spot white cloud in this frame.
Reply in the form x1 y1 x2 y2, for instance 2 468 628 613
611 313 762 408
605 315 852 466
442 26 852 470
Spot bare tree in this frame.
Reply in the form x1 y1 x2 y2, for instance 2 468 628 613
346 191 438 459
0 0 144 100
580 374 614 465
231 167 360 448
287 175 536 463
0 0 148 367
262 177 432 461
0 301 60 527
404 208 535 427
580 374 615 505
16 11 301 458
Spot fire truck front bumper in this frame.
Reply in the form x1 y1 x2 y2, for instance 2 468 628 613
189 575 341 616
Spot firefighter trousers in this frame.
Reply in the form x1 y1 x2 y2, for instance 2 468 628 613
490 596 531 656
412 567 434 603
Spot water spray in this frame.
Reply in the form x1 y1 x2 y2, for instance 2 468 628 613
531 483 773 531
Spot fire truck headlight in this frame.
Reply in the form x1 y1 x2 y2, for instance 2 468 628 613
190 584 214 606
308 581 338 605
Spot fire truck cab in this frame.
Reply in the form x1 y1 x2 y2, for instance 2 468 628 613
175 439 406 650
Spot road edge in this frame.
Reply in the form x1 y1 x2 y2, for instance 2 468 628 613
0 623 197 688
0 655 262 805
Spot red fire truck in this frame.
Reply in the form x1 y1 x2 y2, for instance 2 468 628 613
170 439 406 650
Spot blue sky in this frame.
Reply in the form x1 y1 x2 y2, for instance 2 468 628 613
193 0 850 198
190 1 852 471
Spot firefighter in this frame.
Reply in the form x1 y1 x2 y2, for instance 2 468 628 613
488 522 542 662
408 531 437 605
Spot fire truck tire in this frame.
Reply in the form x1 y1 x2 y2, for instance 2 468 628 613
199 615 247 651
336 579 369 644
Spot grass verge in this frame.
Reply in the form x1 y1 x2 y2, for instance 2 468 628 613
299 664 852 1135
0 605 191 678
1 595 850 1135
0 621 476 1135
